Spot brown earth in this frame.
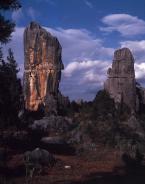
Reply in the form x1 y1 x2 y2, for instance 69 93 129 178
0 130 145 184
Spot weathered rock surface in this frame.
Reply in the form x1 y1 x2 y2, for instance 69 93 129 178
24 148 56 168
104 48 136 111
23 22 64 111
30 115 73 134
41 136 66 145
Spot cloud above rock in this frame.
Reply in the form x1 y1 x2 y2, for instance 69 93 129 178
100 14 145 37
46 27 114 64
120 40 145 63
3 26 114 100
61 60 111 100
3 20 145 101
120 40 145 85
135 63 145 80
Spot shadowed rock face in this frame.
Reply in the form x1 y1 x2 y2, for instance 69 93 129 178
23 22 64 111
104 48 136 111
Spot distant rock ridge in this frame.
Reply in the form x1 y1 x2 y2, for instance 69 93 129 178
104 47 145 112
23 22 64 111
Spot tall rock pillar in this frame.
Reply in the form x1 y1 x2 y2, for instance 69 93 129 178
23 22 64 111
104 48 136 111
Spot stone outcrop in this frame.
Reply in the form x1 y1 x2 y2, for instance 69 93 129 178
104 48 136 111
23 22 64 111
30 115 73 134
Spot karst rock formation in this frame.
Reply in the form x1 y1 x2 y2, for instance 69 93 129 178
23 22 64 111
104 48 136 111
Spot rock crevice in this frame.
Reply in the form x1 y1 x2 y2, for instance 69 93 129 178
23 22 64 111
104 48 136 111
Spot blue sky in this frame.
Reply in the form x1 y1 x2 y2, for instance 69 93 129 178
3 0 145 100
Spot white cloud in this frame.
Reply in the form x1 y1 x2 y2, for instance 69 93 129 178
45 27 114 100
120 40 145 86
63 60 109 77
100 14 145 36
120 40 145 63
3 25 145 100
61 59 111 100
12 8 24 23
83 66 109 84
135 63 145 80
3 26 114 100
46 27 114 65
84 0 93 8
27 7 36 20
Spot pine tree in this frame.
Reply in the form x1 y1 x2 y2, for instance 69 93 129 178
0 48 7 126
0 47 4 65
7 48 19 76
0 0 21 44
0 0 22 127
0 0 21 10
7 49 22 124
0 48 22 127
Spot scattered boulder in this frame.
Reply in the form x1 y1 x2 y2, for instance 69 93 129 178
41 136 66 145
30 115 73 134
24 148 56 177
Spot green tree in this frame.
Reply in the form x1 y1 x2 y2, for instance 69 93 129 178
7 48 19 75
0 48 22 127
0 47 4 64
7 48 22 113
0 0 21 44
93 90 116 120
0 0 22 127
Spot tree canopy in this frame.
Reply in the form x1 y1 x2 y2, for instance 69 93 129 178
0 0 21 44
0 48 22 127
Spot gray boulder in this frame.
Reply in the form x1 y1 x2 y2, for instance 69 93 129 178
30 115 73 133
24 148 56 178
41 136 66 145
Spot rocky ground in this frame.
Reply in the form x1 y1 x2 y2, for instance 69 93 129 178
1 129 145 184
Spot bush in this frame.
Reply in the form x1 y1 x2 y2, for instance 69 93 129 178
0 48 22 127
92 90 116 120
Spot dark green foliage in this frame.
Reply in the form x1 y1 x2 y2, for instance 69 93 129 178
70 90 140 148
93 90 116 120
7 48 19 75
0 0 21 44
122 149 144 170
136 86 145 116
0 15 15 44
0 48 22 127
0 47 4 64
0 0 21 10
68 91 118 146
70 101 80 112
117 102 131 121
58 100 80 117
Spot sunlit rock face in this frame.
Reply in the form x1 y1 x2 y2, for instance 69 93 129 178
23 22 64 111
104 48 136 111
